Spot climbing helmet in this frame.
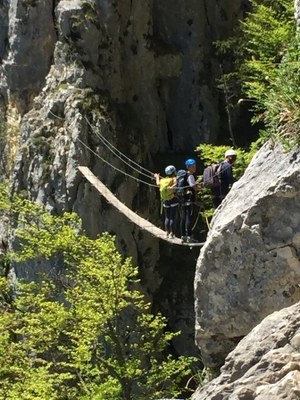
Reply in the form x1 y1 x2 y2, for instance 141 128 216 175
185 158 196 167
165 165 176 176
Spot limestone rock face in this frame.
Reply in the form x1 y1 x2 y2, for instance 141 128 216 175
0 0 249 354
0 0 247 153
194 143 300 367
0 0 248 248
3 0 56 105
192 302 300 400
0 0 249 223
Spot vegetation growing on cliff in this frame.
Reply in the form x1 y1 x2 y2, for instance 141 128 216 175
0 187 195 400
193 144 255 222
218 0 299 148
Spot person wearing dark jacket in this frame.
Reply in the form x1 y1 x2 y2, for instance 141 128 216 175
212 149 237 208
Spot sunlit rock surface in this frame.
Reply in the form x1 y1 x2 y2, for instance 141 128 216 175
195 143 300 366
192 302 300 400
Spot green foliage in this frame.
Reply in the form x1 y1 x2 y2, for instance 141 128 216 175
195 144 252 220
217 0 294 101
253 37 300 149
0 192 196 399
216 0 298 148
196 144 250 181
186 366 219 390
241 0 294 88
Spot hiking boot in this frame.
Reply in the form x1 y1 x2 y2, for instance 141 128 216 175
181 236 187 243
170 233 175 239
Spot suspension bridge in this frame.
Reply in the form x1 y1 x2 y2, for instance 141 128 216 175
46 110 204 247
78 166 205 247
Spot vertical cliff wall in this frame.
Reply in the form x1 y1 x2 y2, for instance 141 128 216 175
0 0 250 244
0 0 247 155
0 0 248 356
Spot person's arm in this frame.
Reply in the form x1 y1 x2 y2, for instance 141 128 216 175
187 174 202 191
154 173 160 186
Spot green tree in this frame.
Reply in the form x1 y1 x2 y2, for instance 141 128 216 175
217 0 295 105
0 188 195 399
234 0 300 148
253 37 300 148
239 0 295 101
216 0 297 147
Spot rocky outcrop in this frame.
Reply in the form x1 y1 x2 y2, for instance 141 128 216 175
194 143 300 367
0 0 249 356
0 0 249 251
192 301 300 400
0 0 248 157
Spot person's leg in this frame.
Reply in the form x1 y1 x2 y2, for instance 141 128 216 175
164 205 171 236
186 204 193 237
169 205 178 237
180 205 187 239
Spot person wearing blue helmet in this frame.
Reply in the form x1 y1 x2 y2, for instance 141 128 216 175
154 165 179 239
180 158 202 243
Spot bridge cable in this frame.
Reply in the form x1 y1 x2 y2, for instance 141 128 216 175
84 116 155 180
48 110 157 188
76 137 158 188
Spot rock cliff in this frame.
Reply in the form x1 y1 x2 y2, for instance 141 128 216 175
192 301 300 400
0 0 247 157
194 142 300 366
0 0 251 240
0 0 249 356
1 2 300 395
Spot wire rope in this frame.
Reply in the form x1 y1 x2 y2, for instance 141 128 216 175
84 116 155 179
47 110 158 188
77 136 157 188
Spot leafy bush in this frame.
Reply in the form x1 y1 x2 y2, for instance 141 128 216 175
0 188 196 400
216 0 294 103
253 37 300 148
240 0 295 100
216 0 298 148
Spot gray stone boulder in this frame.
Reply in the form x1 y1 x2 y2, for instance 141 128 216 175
192 301 300 400
194 142 300 367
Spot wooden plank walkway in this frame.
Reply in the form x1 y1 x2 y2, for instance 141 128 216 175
78 166 204 247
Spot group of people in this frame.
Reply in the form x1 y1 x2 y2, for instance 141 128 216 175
154 149 237 243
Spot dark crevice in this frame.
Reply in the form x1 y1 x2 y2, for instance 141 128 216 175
203 0 211 27
166 120 173 149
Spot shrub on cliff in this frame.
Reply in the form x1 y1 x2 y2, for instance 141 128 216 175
217 0 299 147
0 187 195 400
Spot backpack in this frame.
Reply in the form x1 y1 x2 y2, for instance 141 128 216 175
202 163 222 188
159 177 175 201
175 171 188 197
